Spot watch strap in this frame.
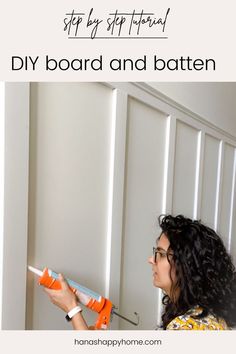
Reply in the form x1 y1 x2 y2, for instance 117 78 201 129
65 305 82 321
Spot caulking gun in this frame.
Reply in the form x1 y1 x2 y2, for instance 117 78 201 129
28 265 139 329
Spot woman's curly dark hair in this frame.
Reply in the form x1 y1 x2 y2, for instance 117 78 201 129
158 214 236 329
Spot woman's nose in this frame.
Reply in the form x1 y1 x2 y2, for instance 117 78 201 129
148 256 155 265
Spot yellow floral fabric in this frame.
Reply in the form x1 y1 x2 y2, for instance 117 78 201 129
167 306 228 330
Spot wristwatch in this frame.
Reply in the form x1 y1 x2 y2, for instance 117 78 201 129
65 305 82 321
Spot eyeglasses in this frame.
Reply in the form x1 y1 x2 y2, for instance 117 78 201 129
152 247 173 263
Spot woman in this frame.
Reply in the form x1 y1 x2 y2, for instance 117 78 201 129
148 214 236 330
44 214 236 330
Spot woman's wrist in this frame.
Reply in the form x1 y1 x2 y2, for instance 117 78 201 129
71 311 89 330
66 300 79 313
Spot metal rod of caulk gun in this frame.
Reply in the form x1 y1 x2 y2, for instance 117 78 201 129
112 309 139 326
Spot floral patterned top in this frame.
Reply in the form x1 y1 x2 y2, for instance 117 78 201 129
166 306 229 330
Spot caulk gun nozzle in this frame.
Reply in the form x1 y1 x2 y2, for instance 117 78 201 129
28 265 43 277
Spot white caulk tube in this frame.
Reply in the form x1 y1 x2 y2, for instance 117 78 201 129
28 265 101 306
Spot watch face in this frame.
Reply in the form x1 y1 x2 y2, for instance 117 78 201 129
65 314 72 322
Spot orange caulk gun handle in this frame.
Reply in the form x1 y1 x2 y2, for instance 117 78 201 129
86 297 113 330
38 267 113 329
38 268 76 293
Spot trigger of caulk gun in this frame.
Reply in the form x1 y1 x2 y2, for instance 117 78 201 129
28 265 139 329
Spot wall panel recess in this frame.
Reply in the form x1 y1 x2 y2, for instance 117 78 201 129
26 83 114 329
172 120 200 218
200 134 221 229
218 143 236 247
119 97 168 329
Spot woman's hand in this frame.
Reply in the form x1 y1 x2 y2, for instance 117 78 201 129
44 274 78 312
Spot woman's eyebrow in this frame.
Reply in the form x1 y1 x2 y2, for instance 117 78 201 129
156 247 167 252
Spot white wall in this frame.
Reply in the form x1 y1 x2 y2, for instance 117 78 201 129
0 82 5 329
26 83 114 329
119 97 168 329
0 83 29 329
147 83 236 137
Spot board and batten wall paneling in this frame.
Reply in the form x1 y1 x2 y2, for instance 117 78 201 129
0 83 29 329
200 134 221 230
119 97 168 330
230 149 236 264
1 81 234 330
231 222 236 264
218 143 236 249
26 83 114 329
172 120 200 218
